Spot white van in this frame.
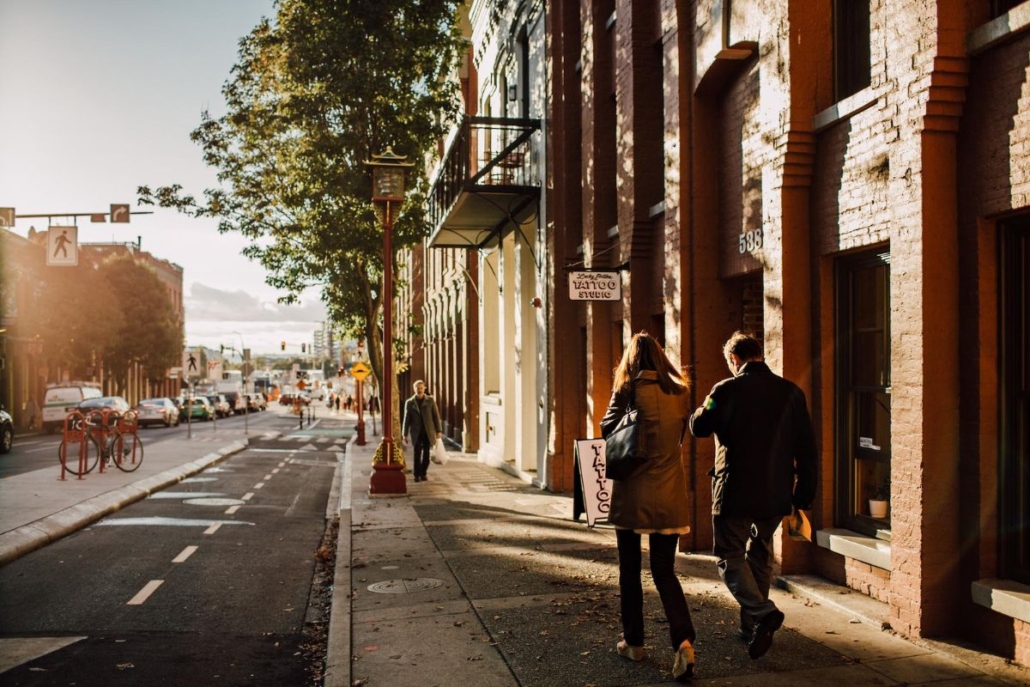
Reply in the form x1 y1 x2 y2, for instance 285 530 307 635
42 383 102 433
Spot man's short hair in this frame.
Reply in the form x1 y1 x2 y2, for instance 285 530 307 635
723 331 763 363
413 380 425 391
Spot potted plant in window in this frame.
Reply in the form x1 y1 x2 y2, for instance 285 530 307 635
869 478 890 518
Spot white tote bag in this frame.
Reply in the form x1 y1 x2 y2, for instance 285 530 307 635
431 439 449 465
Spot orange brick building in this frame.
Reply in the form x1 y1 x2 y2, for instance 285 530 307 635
541 0 1030 664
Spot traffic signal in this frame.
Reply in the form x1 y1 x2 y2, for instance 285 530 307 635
280 341 286 351
301 343 306 353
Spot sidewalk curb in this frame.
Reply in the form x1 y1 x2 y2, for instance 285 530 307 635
0 439 248 568
324 428 358 687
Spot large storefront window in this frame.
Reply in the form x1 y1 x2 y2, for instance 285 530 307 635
836 250 891 537
1001 221 1030 584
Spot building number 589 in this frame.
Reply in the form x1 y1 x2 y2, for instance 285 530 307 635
738 228 763 254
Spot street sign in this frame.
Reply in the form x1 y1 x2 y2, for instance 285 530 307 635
46 226 79 266
351 361 371 382
0 208 14 227
296 379 308 390
568 270 621 301
183 347 202 378
110 204 130 223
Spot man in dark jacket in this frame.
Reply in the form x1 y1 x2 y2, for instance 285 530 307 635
402 380 443 482
690 332 817 660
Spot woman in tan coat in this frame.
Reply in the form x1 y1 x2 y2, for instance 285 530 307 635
600 331 695 682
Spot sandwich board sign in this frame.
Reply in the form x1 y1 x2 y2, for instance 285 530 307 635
574 438 611 526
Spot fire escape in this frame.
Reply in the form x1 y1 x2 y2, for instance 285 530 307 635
426 116 541 249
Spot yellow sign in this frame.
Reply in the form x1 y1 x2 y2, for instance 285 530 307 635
351 361 371 382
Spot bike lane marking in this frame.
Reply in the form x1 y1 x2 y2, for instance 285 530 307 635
172 546 198 564
127 580 163 605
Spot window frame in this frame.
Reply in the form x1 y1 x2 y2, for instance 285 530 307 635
835 249 892 538
1000 220 1030 584
833 0 872 102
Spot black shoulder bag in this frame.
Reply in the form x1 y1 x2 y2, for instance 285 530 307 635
604 383 647 481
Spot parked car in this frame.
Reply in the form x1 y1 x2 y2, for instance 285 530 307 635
279 392 295 406
41 382 102 433
0 406 13 454
252 393 268 411
222 391 244 415
206 394 231 418
78 396 132 414
134 397 180 428
185 397 214 421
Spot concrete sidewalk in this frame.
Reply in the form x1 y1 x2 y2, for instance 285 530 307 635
0 430 251 566
328 435 1030 687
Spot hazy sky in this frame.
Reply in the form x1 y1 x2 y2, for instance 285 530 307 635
0 0 328 355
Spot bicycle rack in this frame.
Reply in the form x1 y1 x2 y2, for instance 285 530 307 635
59 411 88 481
90 410 112 473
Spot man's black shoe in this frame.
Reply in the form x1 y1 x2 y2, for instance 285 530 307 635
748 610 784 659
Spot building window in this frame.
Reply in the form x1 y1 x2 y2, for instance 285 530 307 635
992 0 1027 18
836 250 891 537
1000 220 1030 584
833 0 871 101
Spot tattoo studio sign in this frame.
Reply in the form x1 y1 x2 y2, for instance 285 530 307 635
575 439 611 526
568 270 621 301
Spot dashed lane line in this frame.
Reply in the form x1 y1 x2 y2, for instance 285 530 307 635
204 523 222 535
254 482 265 489
242 492 255 501
225 505 241 515
172 546 199 564
263 474 273 480
127 580 163 606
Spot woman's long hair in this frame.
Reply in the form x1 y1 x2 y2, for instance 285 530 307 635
612 331 689 395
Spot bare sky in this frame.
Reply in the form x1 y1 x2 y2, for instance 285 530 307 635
0 0 328 355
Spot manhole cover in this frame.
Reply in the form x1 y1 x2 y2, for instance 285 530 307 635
183 497 246 507
367 578 443 594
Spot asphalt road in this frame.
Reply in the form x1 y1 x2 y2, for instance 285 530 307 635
0 407 301 479
0 430 341 686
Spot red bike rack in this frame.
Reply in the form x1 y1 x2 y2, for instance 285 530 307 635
59 411 88 481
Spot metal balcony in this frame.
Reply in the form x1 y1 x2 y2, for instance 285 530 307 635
426 116 541 249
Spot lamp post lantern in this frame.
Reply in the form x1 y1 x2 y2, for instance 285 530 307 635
366 146 414 496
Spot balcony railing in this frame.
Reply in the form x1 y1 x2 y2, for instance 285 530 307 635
427 116 541 241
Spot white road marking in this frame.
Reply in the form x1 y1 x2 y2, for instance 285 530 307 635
272 468 280 474
172 546 198 564
203 523 222 535
263 474 272 480
127 580 163 605
254 482 265 489
97 517 252 528
0 637 87 674
225 505 241 514
242 492 254 501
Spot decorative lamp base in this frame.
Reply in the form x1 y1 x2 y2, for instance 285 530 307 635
369 439 406 496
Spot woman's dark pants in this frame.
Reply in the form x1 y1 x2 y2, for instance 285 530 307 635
616 529 695 650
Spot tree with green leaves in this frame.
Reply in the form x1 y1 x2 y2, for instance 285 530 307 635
96 253 183 395
138 0 465 436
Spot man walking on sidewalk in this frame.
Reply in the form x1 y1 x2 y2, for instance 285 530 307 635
689 331 817 660
402 380 442 483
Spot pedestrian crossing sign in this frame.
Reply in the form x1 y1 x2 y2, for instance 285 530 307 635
47 226 79 266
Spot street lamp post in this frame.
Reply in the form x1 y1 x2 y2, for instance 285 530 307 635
366 146 413 496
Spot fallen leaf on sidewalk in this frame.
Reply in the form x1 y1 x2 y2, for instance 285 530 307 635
116 663 134 670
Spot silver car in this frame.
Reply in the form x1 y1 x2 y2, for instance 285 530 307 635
135 397 181 428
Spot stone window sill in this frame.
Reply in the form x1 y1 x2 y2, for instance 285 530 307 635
969 3 1030 56
972 578 1030 624
815 528 891 571
812 87 879 133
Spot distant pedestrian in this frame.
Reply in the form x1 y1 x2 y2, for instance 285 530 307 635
689 331 817 660
25 395 40 430
599 331 696 682
402 380 442 483
335 394 340 411
346 395 353 411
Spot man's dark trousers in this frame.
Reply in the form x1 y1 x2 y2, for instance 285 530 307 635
713 514 781 631
413 432 431 479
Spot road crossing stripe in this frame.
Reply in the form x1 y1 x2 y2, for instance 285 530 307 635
127 580 163 605
225 505 241 514
204 523 222 535
172 546 198 564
